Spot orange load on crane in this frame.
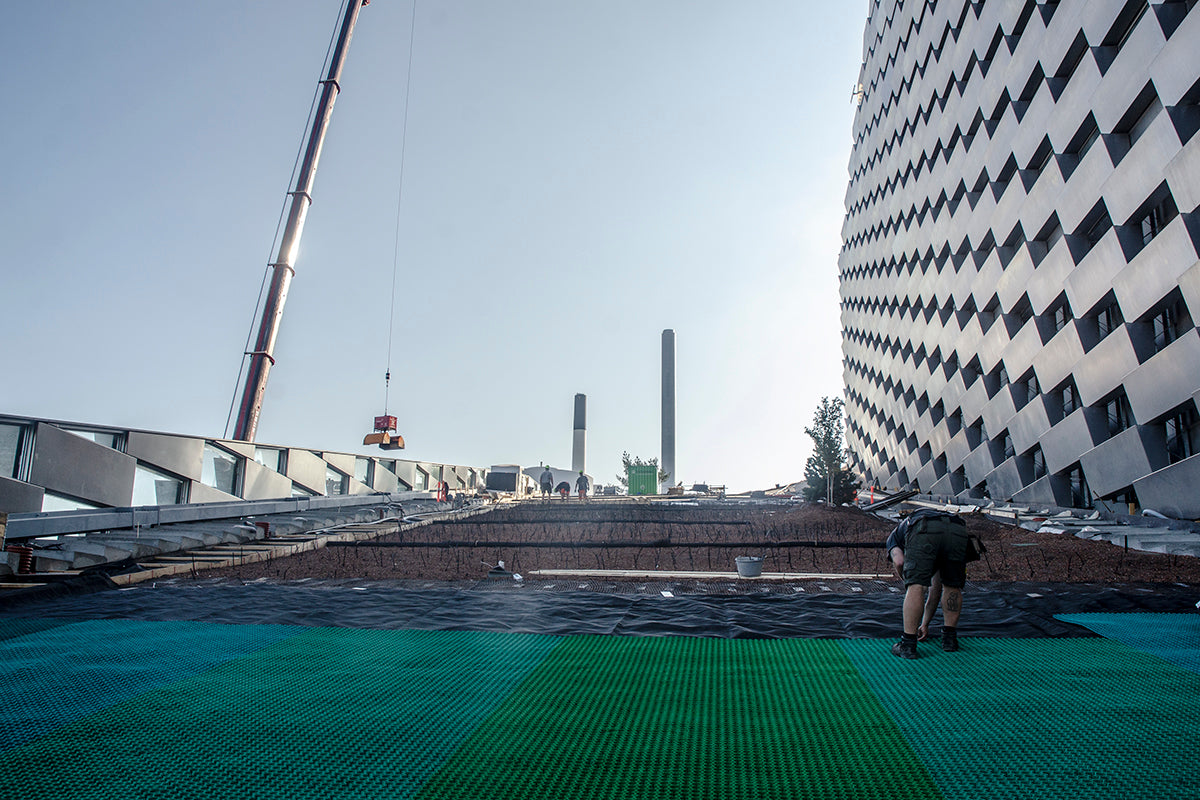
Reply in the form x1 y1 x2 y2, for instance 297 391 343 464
364 415 404 449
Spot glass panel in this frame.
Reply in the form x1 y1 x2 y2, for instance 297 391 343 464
254 447 283 473
415 469 428 492
133 464 184 506
202 443 241 496
325 466 347 496
41 493 102 512
291 484 315 497
0 423 22 479
63 428 121 449
354 458 370 485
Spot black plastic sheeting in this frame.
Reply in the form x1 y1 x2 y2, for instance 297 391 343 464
1 579 1196 638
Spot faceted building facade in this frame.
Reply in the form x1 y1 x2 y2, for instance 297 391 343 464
839 0 1200 517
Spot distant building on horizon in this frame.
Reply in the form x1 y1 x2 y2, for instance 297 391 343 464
839 0 1200 517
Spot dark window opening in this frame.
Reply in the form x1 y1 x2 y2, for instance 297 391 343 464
1152 299 1186 352
1067 465 1092 509
1096 301 1123 339
1052 300 1070 332
1102 1 1149 51
1165 405 1200 464
1106 394 1134 437
1032 446 1046 479
1138 192 1178 246
1059 382 1079 418
1068 116 1100 158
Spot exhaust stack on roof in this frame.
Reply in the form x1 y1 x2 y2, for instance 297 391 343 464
572 393 586 473
661 329 675 492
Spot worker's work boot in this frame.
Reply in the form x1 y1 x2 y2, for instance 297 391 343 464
941 630 959 652
891 639 918 659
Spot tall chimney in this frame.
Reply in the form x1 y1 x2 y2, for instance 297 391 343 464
661 329 675 492
572 393 587 473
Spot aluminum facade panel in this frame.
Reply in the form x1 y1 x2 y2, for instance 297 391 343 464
1079 426 1168 497
1124 330 1200 424
1133 454 1200 519
0 475 43 514
241 459 295 501
287 449 332 495
125 431 204 481
842 0 1200 512
29 423 135 508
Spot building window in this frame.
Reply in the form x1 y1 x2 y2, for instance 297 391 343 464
291 484 316 498
415 468 429 492
1059 382 1079 418
254 447 285 474
1022 373 1040 407
1096 301 1123 339
202 443 242 496
1106 394 1134 437
1002 432 1016 460
1032 446 1047 479
1152 300 1186 352
1103 0 1149 52
1067 465 1092 508
133 464 186 506
1083 208 1112 246
63 428 123 450
354 457 373 486
0 423 25 480
1068 116 1100 158
1138 193 1178 246
325 466 348 496
1165 405 1200 464
41 493 103 513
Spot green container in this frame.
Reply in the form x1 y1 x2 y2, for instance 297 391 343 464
627 465 658 496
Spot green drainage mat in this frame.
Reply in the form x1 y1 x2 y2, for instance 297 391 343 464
2 618 1199 799
1055 612 1200 675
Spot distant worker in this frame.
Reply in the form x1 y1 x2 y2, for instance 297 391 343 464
555 480 571 500
576 470 590 501
539 466 554 499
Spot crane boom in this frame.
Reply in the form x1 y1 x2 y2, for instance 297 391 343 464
233 0 367 442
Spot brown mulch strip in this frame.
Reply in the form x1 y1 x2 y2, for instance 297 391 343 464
196 503 1200 587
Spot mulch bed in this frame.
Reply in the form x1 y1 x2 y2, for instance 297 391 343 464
197 503 1200 587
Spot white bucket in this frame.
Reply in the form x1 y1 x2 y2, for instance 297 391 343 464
735 556 764 578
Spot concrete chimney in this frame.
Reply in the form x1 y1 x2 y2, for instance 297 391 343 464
661 329 675 492
572 393 586 473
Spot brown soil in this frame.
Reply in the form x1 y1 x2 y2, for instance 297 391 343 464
198 502 1200 587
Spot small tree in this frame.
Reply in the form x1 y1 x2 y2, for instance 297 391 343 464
802 396 861 504
615 451 669 489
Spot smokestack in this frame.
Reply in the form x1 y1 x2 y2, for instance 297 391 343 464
572 393 586 473
661 329 675 492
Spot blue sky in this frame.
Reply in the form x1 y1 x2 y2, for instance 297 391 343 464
1 1 865 493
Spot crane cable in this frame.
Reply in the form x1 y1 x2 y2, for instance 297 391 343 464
384 0 419 420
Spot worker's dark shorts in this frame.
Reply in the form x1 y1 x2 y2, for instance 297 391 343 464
903 527 969 588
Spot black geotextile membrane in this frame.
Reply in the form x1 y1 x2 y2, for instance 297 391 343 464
1 578 1196 638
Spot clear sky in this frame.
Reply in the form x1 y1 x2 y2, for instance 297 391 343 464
1 1 865 494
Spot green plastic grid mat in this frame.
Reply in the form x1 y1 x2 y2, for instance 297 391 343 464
417 636 938 800
1055 612 1200 675
0 618 301 750
3 620 1200 799
0 621 561 800
841 636 1200 800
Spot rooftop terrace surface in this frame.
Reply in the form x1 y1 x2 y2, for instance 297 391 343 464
2 577 1199 799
